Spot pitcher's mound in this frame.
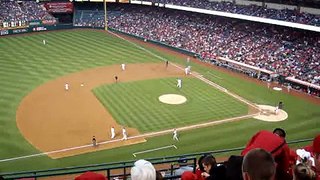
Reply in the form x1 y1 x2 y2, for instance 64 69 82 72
159 94 187 105
254 105 288 122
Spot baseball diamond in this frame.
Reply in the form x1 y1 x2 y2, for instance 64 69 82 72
0 29 319 173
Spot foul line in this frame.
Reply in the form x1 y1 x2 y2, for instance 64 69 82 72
133 145 177 157
109 31 260 111
0 32 261 163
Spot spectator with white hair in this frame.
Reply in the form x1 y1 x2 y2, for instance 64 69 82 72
131 159 156 180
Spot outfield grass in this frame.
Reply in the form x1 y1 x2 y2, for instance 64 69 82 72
0 30 319 173
93 78 248 132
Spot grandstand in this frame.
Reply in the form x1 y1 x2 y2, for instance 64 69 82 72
0 0 319 179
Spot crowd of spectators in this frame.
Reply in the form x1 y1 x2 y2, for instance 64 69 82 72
0 0 56 29
107 5 320 87
112 130 319 180
149 0 320 26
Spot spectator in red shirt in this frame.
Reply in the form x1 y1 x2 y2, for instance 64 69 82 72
304 134 320 180
241 128 292 180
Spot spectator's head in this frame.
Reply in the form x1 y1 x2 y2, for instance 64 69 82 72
197 155 206 172
226 155 244 180
293 163 316 180
201 155 216 173
181 171 198 180
131 159 156 180
242 148 276 180
156 170 164 180
273 128 286 138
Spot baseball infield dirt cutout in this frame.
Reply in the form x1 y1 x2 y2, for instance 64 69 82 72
253 105 288 122
16 63 183 159
158 94 187 105
16 62 261 159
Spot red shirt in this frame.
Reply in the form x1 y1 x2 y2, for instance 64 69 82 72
241 130 292 180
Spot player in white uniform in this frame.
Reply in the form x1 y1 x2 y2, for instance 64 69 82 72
111 126 115 139
65 83 69 91
187 66 191 74
122 127 127 140
173 129 179 141
184 67 189 75
274 106 279 115
121 63 126 71
43 39 46 45
177 78 182 88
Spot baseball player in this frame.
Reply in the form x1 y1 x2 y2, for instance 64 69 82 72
173 129 179 141
111 126 115 139
43 39 46 45
287 84 291 93
274 106 279 115
177 78 182 88
92 136 97 146
122 127 127 140
187 65 191 74
65 83 69 91
115 75 118 83
184 67 189 75
165 60 169 68
121 63 126 71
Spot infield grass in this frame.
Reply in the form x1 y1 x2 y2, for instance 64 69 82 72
0 29 319 173
93 78 248 132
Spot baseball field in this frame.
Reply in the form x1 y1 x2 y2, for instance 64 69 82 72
0 29 319 173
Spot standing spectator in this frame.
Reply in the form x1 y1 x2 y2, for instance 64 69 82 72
241 128 292 180
242 148 276 180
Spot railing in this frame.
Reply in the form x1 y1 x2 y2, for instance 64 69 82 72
0 138 312 179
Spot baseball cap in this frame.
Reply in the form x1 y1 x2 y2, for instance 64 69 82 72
313 134 320 154
181 171 198 180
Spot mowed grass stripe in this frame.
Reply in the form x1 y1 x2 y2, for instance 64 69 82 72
0 29 169 160
93 78 248 133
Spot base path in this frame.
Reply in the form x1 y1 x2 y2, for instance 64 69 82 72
16 63 183 159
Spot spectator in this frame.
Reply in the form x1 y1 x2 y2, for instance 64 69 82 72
131 159 156 180
173 157 194 179
201 155 226 180
304 134 320 180
294 163 316 180
181 171 198 180
242 148 276 180
195 155 206 180
241 128 292 180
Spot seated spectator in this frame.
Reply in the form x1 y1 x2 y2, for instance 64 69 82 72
173 157 194 178
181 171 198 180
242 148 276 180
156 170 164 180
195 155 206 180
304 134 320 180
225 155 244 180
131 159 156 180
201 155 226 180
294 163 316 180
241 128 292 180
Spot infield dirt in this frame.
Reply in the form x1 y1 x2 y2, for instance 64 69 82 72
16 63 183 158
